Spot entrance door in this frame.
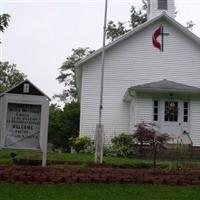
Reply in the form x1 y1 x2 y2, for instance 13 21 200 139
160 100 182 139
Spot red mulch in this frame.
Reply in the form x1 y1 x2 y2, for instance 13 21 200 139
1 161 200 185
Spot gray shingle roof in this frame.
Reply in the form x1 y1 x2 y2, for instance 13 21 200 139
123 79 200 102
130 79 200 92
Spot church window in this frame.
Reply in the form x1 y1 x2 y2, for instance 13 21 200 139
158 0 168 10
164 101 178 122
183 102 189 122
153 100 159 121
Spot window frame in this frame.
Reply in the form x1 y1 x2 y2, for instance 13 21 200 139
183 101 189 123
153 100 159 122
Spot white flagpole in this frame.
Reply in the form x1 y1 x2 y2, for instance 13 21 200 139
95 0 108 164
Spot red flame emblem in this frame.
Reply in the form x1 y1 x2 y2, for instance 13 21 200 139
152 26 162 51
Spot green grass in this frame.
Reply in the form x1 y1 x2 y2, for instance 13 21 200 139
1 149 199 170
0 183 200 200
0 149 170 168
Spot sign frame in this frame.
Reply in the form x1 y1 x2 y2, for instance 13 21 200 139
0 92 49 167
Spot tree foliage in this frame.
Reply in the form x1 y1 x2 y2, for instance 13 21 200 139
0 62 26 93
130 0 147 28
134 122 170 168
0 14 10 43
48 101 80 151
56 47 94 102
0 14 10 33
106 21 130 42
106 0 147 42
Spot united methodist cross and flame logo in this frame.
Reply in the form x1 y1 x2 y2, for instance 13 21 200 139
152 25 170 52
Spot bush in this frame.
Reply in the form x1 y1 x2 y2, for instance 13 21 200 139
103 145 113 157
69 136 92 153
111 133 134 147
104 133 134 157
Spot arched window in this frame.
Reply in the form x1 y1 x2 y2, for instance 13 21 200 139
158 0 168 10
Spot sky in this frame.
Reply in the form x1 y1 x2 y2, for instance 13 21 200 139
0 0 200 104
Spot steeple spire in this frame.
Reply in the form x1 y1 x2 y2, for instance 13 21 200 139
147 0 175 20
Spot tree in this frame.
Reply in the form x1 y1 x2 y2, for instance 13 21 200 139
0 14 10 33
106 0 147 42
0 62 26 93
48 104 64 150
48 101 80 151
0 14 10 42
134 122 170 168
130 0 147 28
55 47 94 102
106 21 130 42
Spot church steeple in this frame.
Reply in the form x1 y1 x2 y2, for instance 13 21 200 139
147 0 175 20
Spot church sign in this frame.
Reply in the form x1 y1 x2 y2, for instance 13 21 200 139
5 103 41 149
0 80 50 166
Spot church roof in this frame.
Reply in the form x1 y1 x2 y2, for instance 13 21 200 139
124 79 200 101
130 79 200 92
76 12 200 67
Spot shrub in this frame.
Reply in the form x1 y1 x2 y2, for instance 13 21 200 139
133 122 170 168
69 136 92 153
104 133 134 157
111 133 134 147
103 145 113 157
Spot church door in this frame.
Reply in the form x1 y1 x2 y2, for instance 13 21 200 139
160 100 182 138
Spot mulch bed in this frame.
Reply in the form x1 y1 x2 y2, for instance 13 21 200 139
1 159 200 185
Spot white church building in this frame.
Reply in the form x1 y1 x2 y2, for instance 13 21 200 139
76 0 200 146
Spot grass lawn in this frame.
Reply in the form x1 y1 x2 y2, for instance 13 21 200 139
0 183 200 200
0 149 171 168
1 149 200 170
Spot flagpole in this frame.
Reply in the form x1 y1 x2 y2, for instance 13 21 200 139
95 0 108 164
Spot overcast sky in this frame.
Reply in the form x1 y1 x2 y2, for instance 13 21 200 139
1 0 200 103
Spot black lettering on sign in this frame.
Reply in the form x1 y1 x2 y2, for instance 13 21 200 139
6 103 42 143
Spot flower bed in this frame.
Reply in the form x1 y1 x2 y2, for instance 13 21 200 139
1 162 200 185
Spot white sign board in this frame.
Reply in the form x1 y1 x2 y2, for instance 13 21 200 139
5 103 41 149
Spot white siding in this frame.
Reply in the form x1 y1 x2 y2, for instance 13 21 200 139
135 97 153 125
80 58 101 140
190 100 200 146
80 19 200 144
